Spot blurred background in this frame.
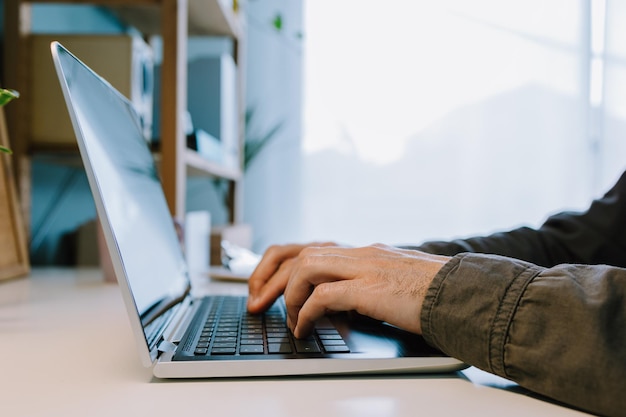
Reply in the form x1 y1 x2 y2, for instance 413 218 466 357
2 0 625 265
295 0 626 248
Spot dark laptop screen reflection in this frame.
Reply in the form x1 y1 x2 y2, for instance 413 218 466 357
59 46 189 318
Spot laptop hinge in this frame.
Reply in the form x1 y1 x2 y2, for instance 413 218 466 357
163 296 197 344
157 339 177 354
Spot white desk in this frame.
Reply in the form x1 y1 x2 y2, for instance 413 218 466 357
0 268 590 417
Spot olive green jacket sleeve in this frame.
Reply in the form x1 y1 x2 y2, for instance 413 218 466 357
421 254 626 417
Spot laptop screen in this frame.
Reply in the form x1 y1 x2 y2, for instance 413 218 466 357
52 42 189 328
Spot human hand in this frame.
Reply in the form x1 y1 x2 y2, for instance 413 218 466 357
247 242 339 314
285 244 450 338
250 243 450 338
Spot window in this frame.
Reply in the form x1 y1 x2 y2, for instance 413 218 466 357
299 0 611 246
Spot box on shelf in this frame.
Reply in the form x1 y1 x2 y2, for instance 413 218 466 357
186 129 224 164
29 34 154 146
210 223 252 266
75 218 115 283
153 49 239 169
75 219 99 267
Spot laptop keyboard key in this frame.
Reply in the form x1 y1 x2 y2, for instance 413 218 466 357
268 343 293 354
240 345 264 354
294 339 321 354
318 334 342 340
267 332 289 338
213 342 236 348
211 347 236 355
320 339 346 346
214 336 237 343
323 344 350 353
267 337 290 344
240 339 263 345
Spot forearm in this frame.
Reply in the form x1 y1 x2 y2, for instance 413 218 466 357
421 253 626 417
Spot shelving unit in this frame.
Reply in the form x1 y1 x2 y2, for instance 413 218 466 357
3 0 245 227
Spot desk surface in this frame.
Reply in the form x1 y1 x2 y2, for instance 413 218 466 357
0 268 589 417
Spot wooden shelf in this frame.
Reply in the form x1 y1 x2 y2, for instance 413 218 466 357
111 0 242 38
184 149 241 180
150 148 242 180
5 0 246 224
30 147 242 182
16 0 241 37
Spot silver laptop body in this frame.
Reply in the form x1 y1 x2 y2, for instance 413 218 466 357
51 41 466 378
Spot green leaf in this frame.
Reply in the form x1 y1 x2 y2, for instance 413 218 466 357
0 88 19 107
272 13 283 31
0 88 18 154
244 107 284 171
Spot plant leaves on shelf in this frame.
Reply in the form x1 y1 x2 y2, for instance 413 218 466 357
272 13 283 31
0 88 19 153
0 88 20 107
244 107 284 170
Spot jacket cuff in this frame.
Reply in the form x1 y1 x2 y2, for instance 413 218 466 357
421 253 541 376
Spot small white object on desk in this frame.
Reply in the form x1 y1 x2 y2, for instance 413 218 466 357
208 240 261 281
208 265 251 282
184 211 211 273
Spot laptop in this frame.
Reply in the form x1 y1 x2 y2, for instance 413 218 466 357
51 41 466 378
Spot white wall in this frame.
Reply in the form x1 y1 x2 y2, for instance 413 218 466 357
599 0 626 190
298 0 607 247
243 0 305 251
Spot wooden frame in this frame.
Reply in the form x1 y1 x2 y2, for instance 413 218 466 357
0 106 29 281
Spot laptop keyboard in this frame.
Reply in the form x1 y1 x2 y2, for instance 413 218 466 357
191 296 349 356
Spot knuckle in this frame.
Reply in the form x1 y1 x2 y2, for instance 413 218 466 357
313 281 345 304
298 255 316 270
370 242 389 250
314 282 333 298
297 247 319 267
299 246 316 257
277 257 292 272
283 290 299 313
265 244 283 258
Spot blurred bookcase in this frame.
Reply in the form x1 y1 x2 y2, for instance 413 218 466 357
3 0 247 236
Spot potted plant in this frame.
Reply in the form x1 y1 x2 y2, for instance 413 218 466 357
0 86 28 282
0 87 19 153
